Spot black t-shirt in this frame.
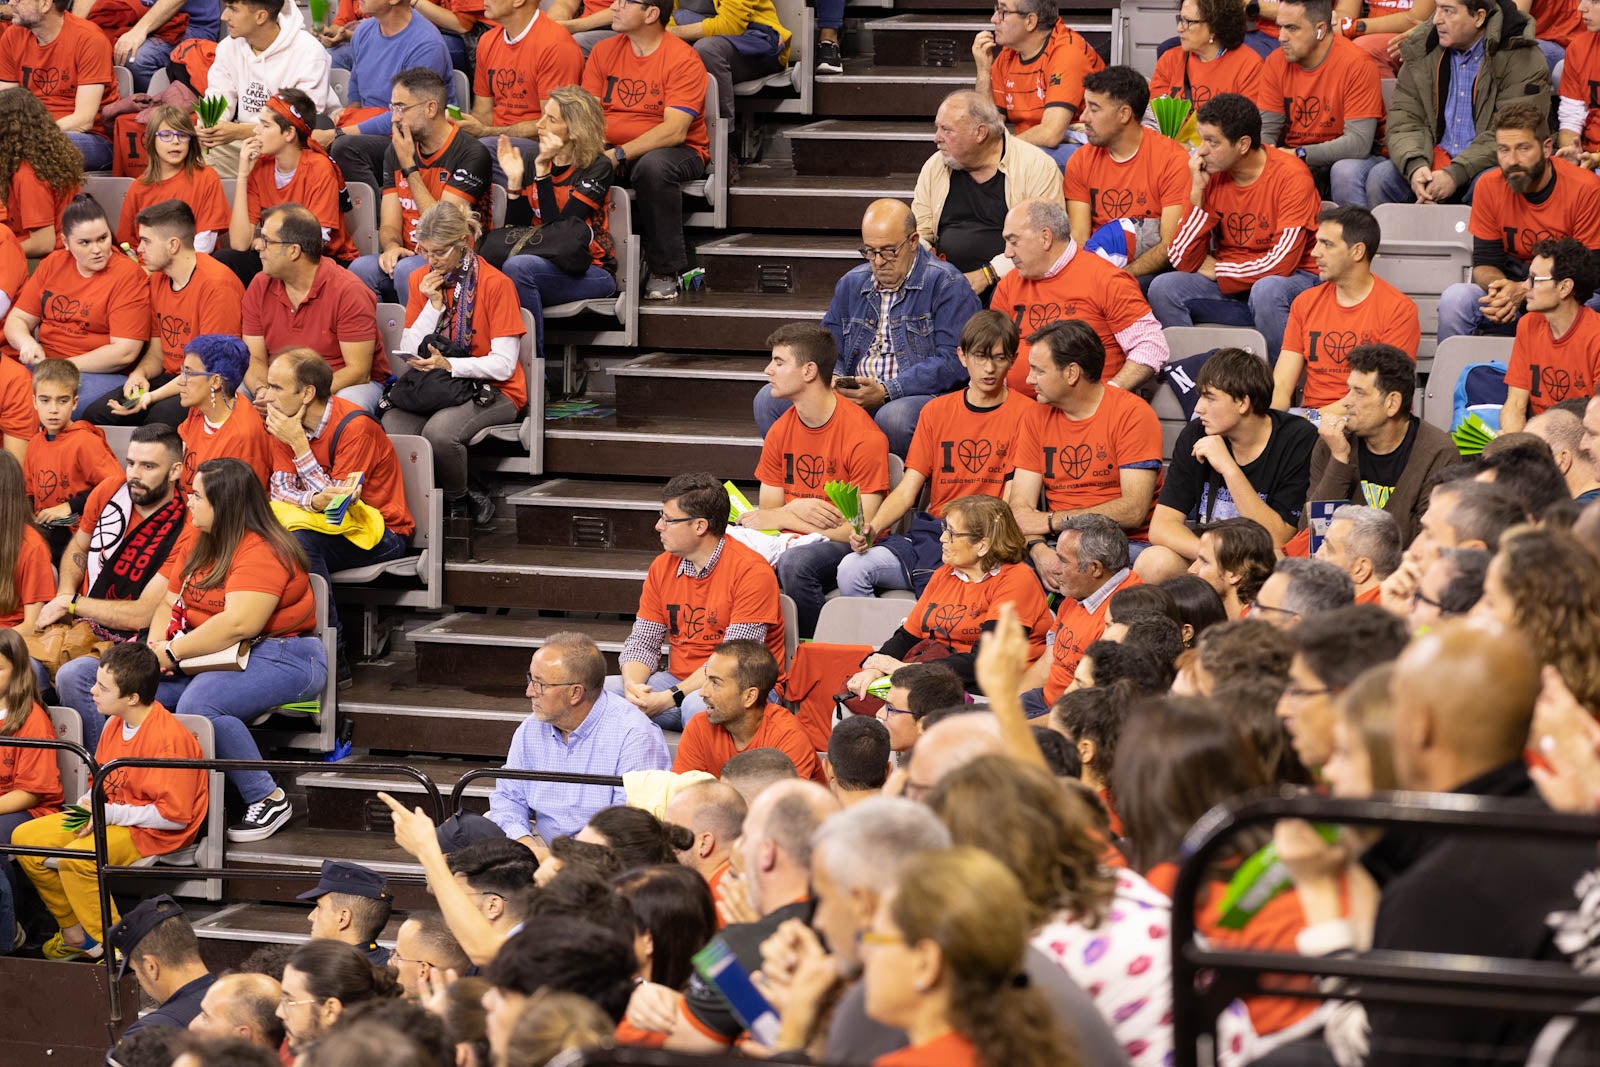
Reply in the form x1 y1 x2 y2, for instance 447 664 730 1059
1159 409 1317 526
1354 416 1419 510
937 168 1008 273
682 899 812 1042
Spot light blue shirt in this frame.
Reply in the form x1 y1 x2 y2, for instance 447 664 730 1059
486 690 671 842
1439 36 1485 160
346 12 456 136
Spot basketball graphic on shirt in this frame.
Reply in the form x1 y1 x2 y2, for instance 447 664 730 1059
157 314 189 350
617 79 648 107
1027 302 1064 330
1512 227 1558 260
1223 212 1260 247
33 467 58 505
1289 96 1322 131
674 605 708 639
1188 84 1213 105
957 439 993 474
1542 366 1573 401
491 67 520 98
26 66 62 96
1063 442 1093 480
924 601 967 638
46 293 85 323
1100 188 1136 219
1321 331 1357 368
794 453 826 489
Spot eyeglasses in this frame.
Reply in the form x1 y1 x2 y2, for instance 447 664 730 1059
1410 588 1449 611
858 234 915 262
657 512 697 525
1528 273 1555 286
939 522 982 540
252 227 292 249
859 929 905 948
390 100 426 116
279 994 322 1008
1283 684 1335 699
526 674 580 695
1248 601 1299 620
178 366 213 379
877 704 915 717
153 130 192 143
965 349 1014 366
993 4 1021 16
1175 13 1204 27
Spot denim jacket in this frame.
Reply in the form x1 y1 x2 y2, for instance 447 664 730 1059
821 245 980 401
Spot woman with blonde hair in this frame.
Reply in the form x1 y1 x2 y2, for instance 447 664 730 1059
1472 526 1600 710
846 495 1052 695
385 200 528 526
117 106 229 253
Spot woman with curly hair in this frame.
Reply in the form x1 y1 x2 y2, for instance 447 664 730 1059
1473 526 1600 709
1190 517 1277 620
116 106 230 254
0 88 82 257
1148 0 1263 121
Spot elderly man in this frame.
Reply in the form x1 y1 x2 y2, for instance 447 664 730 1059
991 198 1169 395
487 632 670 856
189 972 284 1049
913 91 1064 296
753 202 977 457
973 0 1104 166
1528 399 1600 505
1251 557 1354 627
1316 504 1402 603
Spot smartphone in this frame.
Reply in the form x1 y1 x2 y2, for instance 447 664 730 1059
835 376 860 389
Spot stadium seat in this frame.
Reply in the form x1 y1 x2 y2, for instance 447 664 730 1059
1422 335 1512 431
1118 0 1179 77
330 68 351 109
491 183 507 229
780 593 799 667
1154 326 1268 460
113 66 133 100
330 434 445 611
377 301 406 356
732 0 815 114
100 425 134 463
46 706 88 809
1371 203 1472 373
147 68 171 95
685 79 728 229
545 186 640 398
123 714 226 901
814 596 911 647
344 180 380 257
467 306 545 475
82 176 132 232
248 573 340 754
452 69 470 113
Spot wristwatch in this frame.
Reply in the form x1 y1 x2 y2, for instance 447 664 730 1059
1295 147 1307 161
402 164 420 176
612 146 627 166
669 685 686 708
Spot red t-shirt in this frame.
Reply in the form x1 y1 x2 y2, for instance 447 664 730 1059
637 536 786 681
0 703 65 819
179 398 272 494
1559 29 1600 152
241 257 390 383
474 12 583 127
0 12 119 120
1281 276 1421 408
94 702 206 857
755 398 890 502
903 390 1040 515
1044 570 1141 702
1062 130 1190 232
1169 149 1320 294
118 168 230 249
1149 45 1263 106
149 253 246 375
25 420 122 511
1532 0 1581 46
905 562 1052 655
1256 36 1384 149
2 163 77 250
995 248 1154 393
1468 159 1600 266
160 529 317 637
0 225 24 309
584 31 711 163
0 527 57 630
402 259 527 410
988 18 1105 131
671 703 826 784
0 355 32 442
267 396 415 537
244 150 355 263
10 248 152 360
1505 305 1600 415
1015 385 1164 517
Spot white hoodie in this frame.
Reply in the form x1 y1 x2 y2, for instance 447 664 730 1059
208 0 336 124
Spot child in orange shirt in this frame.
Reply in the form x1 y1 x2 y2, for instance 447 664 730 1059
0 452 57 631
25 360 123 535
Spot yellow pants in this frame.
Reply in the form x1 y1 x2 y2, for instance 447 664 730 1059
13 813 142 942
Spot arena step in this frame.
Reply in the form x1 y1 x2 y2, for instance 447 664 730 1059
189 901 404 971
697 233 861 296
544 412 764 480
612 353 768 421
299 754 501 831
446 543 655 613
342 651 533 757
864 12 1113 66
411 611 638 681
728 167 917 230
817 62 970 117
508 476 757 550
225 825 428 908
638 289 827 351
788 118 935 177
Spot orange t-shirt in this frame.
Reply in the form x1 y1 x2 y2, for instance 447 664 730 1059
671 703 826 785
1468 159 1600 267
0 225 24 307
10 248 152 360
584 31 711 163
2 163 77 251
1015 385 1164 516
95 701 207 857
0 703 65 819
160 529 317 638
1505 305 1600 415
0 355 32 442
995 247 1154 394
988 18 1106 131
402 260 527 410
876 1033 982 1067
25 420 123 511
0 12 119 120
243 150 355 263
1062 129 1190 232
1149 45 1263 106
1169 148 1320 294
1256 36 1385 149
1044 570 1141 702
637 536 786 681
474 12 583 127
903 390 1040 515
1532 0 1581 46
1560 30 1600 152
117 168 230 249
149 253 246 375
755 398 890 502
0 527 57 630
1281 276 1421 408
904 562 1051 655
268 396 415 537
179 398 272 494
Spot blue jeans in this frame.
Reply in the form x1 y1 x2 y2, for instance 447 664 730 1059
155 635 328 803
1147 270 1318 361
66 371 126 419
1539 37 1563 73
68 133 112 173
1329 156 1486 209
335 381 384 413
503 257 617 361
776 539 853 638
0 810 26 954
836 545 911 596
56 654 105 756
1041 141 1081 170
293 527 409 653
1438 283 1600 344
350 253 427 304
329 41 355 70
124 37 174 91
752 384 934 457
815 0 843 29
602 670 705 732
1242 29 1280 59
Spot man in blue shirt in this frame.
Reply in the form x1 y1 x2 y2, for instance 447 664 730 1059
487 632 672 853
106 895 215 1039
114 0 223 92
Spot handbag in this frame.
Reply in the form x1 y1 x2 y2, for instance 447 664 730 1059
477 217 594 276
380 364 493 415
24 621 114 680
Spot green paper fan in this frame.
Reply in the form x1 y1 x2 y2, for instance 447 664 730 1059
824 481 862 533
1451 412 1498 456
1151 96 1193 139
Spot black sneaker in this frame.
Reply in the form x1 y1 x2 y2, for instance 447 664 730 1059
446 493 471 520
817 39 843 74
228 792 292 843
336 654 354 691
467 488 496 528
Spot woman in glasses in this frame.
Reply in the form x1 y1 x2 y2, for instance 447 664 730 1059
845 494 1050 697
172 335 272 493
1148 0 1263 124
116 106 230 255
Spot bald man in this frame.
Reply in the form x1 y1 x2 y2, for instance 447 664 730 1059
188 973 285 1049
753 198 981 456
1364 620 1592 1067
664 778 747 915
1527 400 1600 506
902 713 1006 802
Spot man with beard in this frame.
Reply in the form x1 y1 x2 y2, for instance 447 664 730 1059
670 640 825 783
1501 237 1600 430
1437 101 1600 346
0 0 119 170
42 424 188 753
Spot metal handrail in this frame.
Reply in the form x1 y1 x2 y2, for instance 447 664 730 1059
0 735 96 866
447 765 624 814
1170 787 1600 1067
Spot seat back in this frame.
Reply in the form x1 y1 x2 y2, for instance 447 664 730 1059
377 301 407 357
101 425 135 466
386 434 443 607
113 65 133 100
451 69 470 112
1155 327 1268 459
1120 0 1181 77
82 176 133 232
684 79 727 229
814 597 911 647
330 68 352 107
147 68 171 95
345 180 380 257
779 593 798 671
491 184 507 229
46 706 87 807
171 713 225 898
1423 336 1514 430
